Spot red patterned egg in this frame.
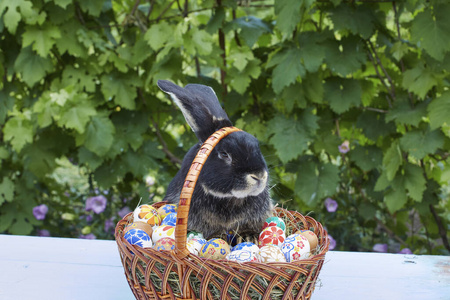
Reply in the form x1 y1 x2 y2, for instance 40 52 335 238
258 226 286 247
262 216 286 231
153 237 176 251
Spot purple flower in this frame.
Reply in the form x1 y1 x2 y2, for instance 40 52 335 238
104 218 115 232
324 198 338 213
328 235 336 250
338 140 350 154
80 233 96 240
37 229 50 237
373 243 388 253
398 248 412 254
33 204 49 220
85 195 107 214
118 206 132 218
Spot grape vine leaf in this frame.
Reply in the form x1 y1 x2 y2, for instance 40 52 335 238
0 177 14 205
404 164 426 202
400 128 445 160
77 115 115 156
14 47 54 86
382 140 402 181
3 116 33 152
22 24 61 57
268 47 305 94
325 78 362 114
428 91 450 130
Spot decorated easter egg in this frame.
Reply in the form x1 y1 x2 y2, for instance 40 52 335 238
281 234 311 262
161 212 177 226
259 226 286 247
123 222 153 237
296 230 319 252
157 204 177 219
124 228 153 248
226 250 258 263
232 242 259 254
133 205 162 226
199 238 230 260
187 231 204 240
263 216 286 231
257 245 286 263
186 238 206 255
153 237 175 251
152 225 175 243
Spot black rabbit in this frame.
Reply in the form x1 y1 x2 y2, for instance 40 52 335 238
157 80 273 240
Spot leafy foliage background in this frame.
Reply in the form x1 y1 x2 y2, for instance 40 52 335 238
0 0 449 254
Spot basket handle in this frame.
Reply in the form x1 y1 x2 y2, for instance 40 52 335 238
174 126 242 258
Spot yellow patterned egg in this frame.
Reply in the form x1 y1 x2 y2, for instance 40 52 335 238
157 204 177 220
152 225 175 243
153 237 175 251
199 238 230 260
257 245 286 263
133 205 162 226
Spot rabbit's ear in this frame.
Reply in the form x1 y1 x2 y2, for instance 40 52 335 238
157 80 232 142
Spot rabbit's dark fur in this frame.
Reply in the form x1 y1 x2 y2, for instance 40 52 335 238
157 80 273 240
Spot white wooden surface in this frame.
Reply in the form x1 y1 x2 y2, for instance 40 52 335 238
0 234 449 300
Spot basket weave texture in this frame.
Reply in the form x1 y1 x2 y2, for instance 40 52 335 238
115 127 329 300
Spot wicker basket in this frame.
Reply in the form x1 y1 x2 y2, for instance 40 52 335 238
115 127 329 300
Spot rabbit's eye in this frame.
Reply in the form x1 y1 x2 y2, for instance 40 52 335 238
218 151 231 163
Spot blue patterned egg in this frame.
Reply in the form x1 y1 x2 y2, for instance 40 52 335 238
199 238 230 260
161 212 177 226
124 228 153 248
157 204 177 219
232 242 259 254
226 250 258 263
281 234 311 262
263 216 286 231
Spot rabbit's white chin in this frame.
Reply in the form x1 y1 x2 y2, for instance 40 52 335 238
201 172 268 199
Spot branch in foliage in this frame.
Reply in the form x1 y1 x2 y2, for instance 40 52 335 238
367 40 395 99
366 43 394 108
151 117 182 166
429 204 450 252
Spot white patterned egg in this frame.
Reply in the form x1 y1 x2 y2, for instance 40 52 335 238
152 225 175 243
186 238 205 255
187 231 204 240
257 245 286 263
231 242 259 254
281 234 311 262
226 250 258 263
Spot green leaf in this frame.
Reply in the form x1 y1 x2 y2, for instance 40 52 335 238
228 59 261 94
402 63 439 99
356 111 396 141
267 110 318 163
410 4 450 61
329 4 375 39
298 32 326 73
0 90 14 125
0 0 33 34
22 24 61 57
14 47 54 86
77 115 115 156
268 47 305 94
428 91 450 130
190 29 213 56
0 177 14 205
295 158 340 206
231 16 272 47
275 0 311 34
382 140 402 181
144 22 172 50
78 0 104 17
386 99 428 127
384 176 407 213
391 41 409 61
101 74 137 110
404 164 426 202
55 19 87 58
47 0 72 9
400 128 445 160
58 99 97 134
349 145 383 172
9 215 33 235
325 78 362 114
3 115 33 152
78 147 104 171
324 35 366 76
